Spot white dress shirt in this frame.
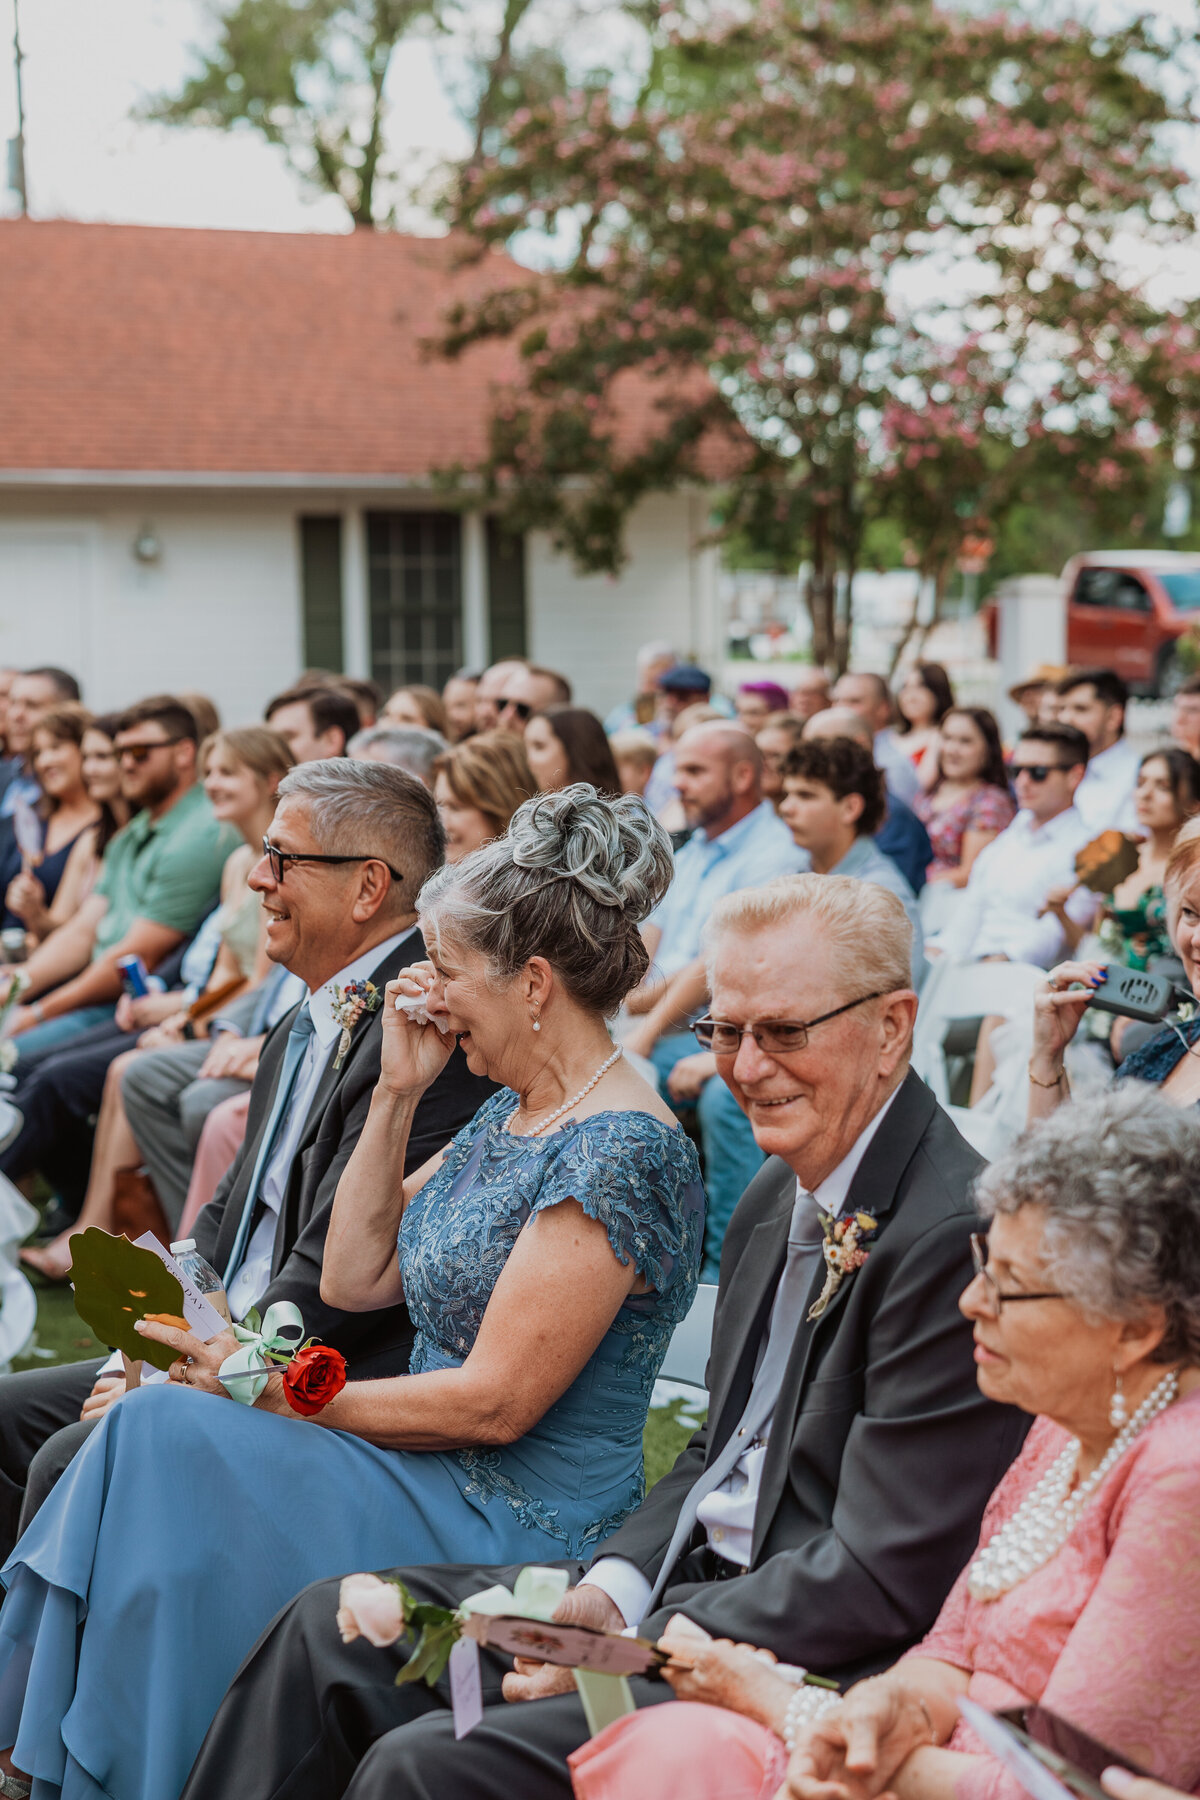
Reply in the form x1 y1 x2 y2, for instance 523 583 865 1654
933 804 1097 969
1072 738 1141 838
582 1087 901 1629
873 730 920 805
225 927 417 1320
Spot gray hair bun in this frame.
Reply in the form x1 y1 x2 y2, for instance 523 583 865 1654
508 784 673 922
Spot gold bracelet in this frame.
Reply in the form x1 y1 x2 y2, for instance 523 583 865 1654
1027 1060 1067 1089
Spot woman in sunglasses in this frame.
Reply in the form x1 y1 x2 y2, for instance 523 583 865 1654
568 1086 1200 1800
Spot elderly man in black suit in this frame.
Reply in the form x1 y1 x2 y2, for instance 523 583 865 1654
182 870 1028 1800
0 759 494 1557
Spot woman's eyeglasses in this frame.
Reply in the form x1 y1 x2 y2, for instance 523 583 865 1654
693 991 885 1055
969 1234 1064 1317
261 837 402 884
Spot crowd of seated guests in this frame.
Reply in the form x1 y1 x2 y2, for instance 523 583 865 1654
0 644 1192 1800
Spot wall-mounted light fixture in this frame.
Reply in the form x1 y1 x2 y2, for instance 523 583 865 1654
132 524 162 564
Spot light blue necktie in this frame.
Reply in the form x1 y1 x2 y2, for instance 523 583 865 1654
647 1190 826 1607
222 1003 316 1287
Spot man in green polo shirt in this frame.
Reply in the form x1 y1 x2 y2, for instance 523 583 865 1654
5 696 239 1070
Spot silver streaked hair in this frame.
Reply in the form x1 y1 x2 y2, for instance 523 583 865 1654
975 1084 1200 1363
417 783 673 1014
348 725 448 784
275 757 444 912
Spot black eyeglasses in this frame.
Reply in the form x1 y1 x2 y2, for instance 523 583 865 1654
117 737 188 765
969 1235 1065 1317
693 991 885 1056
499 698 533 722
261 837 402 884
1011 763 1068 783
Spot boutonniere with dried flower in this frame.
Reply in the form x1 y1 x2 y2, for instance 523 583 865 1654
808 1211 878 1321
330 979 382 1070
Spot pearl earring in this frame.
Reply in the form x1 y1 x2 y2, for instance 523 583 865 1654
1109 1370 1127 1430
531 1015 541 1032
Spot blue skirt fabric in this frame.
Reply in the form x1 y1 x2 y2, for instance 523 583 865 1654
0 1386 586 1800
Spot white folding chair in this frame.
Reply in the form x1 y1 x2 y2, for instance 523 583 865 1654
0 1171 38 1373
658 1282 717 1391
912 957 1047 1108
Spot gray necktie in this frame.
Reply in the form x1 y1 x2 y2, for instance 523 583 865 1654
648 1189 826 1608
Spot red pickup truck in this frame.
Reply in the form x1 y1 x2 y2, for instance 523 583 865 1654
986 552 1200 695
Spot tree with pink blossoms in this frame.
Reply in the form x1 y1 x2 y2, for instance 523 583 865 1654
436 0 1198 668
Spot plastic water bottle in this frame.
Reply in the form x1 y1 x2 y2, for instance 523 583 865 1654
170 1238 232 1323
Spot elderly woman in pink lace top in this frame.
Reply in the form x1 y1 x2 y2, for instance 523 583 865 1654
569 1085 1200 1800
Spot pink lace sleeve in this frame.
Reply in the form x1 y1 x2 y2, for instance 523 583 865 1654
951 1431 1200 1800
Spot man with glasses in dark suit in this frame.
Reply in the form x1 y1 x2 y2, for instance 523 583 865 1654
0 759 494 1558
182 871 1027 1800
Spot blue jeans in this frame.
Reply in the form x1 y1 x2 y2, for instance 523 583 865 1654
11 1005 117 1078
650 1033 765 1282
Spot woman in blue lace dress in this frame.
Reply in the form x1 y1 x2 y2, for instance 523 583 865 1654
1028 821 1200 1120
0 786 704 1800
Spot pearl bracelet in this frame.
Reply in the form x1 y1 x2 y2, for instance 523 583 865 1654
782 1682 841 1752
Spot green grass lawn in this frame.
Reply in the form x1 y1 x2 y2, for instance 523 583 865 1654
16 1281 703 1493
12 1276 103 1372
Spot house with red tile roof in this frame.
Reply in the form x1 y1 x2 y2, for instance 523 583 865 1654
0 218 728 719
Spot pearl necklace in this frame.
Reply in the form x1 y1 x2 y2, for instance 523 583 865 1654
967 1367 1179 1602
510 1046 624 1138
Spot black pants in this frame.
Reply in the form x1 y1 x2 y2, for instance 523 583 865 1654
183 1560 676 1800
0 1357 104 1562
0 1022 133 1212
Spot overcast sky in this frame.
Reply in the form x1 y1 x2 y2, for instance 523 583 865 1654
0 0 470 232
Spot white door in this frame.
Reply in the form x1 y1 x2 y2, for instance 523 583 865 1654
0 524 95 689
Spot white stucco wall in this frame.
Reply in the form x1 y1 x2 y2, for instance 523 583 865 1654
0 484 719 725
0 491 303 722
527 491 721 717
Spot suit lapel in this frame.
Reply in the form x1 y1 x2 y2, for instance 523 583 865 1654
705 1166 793 1459
273 930 423 1263
749 1070 939 1557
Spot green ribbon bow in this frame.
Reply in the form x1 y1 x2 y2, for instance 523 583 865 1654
218 1301 306 1404
459 1566 570 1623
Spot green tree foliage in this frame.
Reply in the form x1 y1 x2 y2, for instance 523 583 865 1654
437 0 1199 666
141 0 438 226
143 0 630 227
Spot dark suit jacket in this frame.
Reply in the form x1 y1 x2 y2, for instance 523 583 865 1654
594 1069 1029 1685
192 930 496 1382
876 796 932 895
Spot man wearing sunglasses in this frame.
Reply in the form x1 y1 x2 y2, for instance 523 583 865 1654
3 696 238 1070
494 664 572 733
197 872 1026 1800
934 722 1097 968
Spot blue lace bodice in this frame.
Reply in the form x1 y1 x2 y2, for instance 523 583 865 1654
395 1089 705 1554
401 1088 703 1368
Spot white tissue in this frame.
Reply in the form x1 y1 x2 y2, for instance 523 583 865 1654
394 992 452 1034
